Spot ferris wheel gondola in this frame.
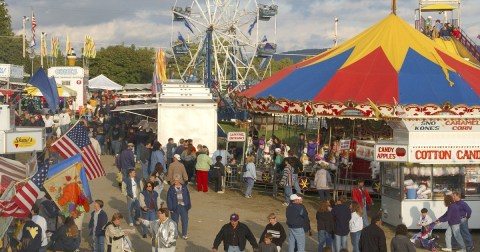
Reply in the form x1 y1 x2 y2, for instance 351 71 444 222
170 0 277 93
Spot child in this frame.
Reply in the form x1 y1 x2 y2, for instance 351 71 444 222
213 155 225 193
258 233 277 252
411 208 433 242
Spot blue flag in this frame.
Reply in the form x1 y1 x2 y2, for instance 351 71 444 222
178 32 189 49
29 67 59 113
248 18 257 35
184 19 194 33
49 77 59 106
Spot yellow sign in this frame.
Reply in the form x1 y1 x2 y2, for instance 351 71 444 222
13 136 36 148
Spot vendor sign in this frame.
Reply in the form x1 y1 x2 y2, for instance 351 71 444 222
374 144 408 162
227 132 246 142
356 141 375 160
409 145 480 164
339 139 351 150
403 119 480 132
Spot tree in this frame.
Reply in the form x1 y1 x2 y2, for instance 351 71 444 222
0 1 28 67
88 44 155 85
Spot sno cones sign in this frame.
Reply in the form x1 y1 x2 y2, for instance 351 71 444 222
44 154 92 218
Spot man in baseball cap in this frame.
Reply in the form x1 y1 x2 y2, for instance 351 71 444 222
286 194 311 252
212 213 258 252
167 153 188 185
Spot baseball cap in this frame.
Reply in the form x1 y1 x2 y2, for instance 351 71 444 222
290 194 301 201
275 148 281 152
174 154 181 160
127 143 134 147
230 213 239 221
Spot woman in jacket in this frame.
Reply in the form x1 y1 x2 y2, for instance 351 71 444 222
150 162 165 201
140 181 161 239
195 147 213 192
242 155 257 198
435 194 466 252
314 166 331 201
349 201 363 252
390 224 416 252
104 213 131 252
279 158 294 206
49 216 80 252
139 208 178 252
167 174 192 240
150 141 166 175
316 200 334 251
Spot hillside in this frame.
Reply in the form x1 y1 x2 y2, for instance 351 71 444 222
273 48 328 63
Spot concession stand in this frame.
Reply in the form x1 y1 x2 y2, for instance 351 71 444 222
377 117 480 229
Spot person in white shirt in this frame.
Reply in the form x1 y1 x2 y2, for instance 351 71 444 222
59 108 71 134
350 201 364 252
31 204 48 252
122 169 142 226
90 132 102 157
43 114 54 140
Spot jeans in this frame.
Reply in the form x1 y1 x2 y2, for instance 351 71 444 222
350 231 361 252
96 135 105 155
362 205 369 228
171 205 189 236
127 197 140 224
156 183 164 203
227 246 244 252
284 186 293 204
317 230 333 251
318 190 331 201
141 161 150 180
460 218 474 248
60 124 69 135
39 246 47 252
334 234 348 252
292 173 302 193
445 224 465 250
288 228 305 252
111 140 121 155
93 235 105 252
142 209 158 235
245 177 254 197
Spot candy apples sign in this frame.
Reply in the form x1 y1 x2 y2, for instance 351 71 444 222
374 144 408 162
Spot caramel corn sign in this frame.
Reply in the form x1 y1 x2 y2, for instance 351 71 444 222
13 136 36 148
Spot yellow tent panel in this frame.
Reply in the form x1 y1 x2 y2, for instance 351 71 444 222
420 4 457 11
25 85 77 97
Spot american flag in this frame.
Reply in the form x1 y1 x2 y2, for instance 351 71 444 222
53 123 105 180
0 163 48 217
0 157 26 194
31 11 37 47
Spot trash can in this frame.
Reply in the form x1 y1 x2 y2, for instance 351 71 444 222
407 189 417 199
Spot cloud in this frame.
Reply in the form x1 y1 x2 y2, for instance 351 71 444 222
5 0 480 54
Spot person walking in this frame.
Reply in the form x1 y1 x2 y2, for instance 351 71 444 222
166 138 177 168
331 196 351 252
212 213 259 252
316 200 334 251
195 148 213 192
259 213 286 252
279 158 294 206
139 181 161 239
435 194 466 252
359 215 387 252
89 199 108 252
59 108 71 134
167 174 192 240
150 163 166 202
138 140 152 180
351 179 374 227
286 194 310 252
150 141 167 175
104 213 134 252
453 191 474 251
139 208 178 252
390 224 415 252
243 155 257 198
108 122 124 155
121 169 142 226
120 143 136 179
166 154 189 185
349 201 364 252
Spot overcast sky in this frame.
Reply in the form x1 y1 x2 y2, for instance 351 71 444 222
5 0 479 54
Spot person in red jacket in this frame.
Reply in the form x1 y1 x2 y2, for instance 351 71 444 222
352 179 373 227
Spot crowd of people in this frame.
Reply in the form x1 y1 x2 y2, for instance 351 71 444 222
422 17 461 40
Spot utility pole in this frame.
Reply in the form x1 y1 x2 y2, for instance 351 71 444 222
22 16 29 58
334 17 338 47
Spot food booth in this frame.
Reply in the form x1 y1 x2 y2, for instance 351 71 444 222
376 117 480 229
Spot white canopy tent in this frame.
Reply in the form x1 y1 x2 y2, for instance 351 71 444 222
88 74 123 90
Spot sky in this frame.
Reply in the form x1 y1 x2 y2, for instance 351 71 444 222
5 0 479 55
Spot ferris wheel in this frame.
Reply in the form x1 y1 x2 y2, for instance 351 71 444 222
170 0 278 93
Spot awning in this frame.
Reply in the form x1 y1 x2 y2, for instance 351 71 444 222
0 89 14 96
112 103 158 112
25 85 77 97
420 4 457 11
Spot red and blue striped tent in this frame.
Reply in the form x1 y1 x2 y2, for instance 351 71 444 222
233 14 480 118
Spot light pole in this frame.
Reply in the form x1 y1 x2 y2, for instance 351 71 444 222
22 16 29 58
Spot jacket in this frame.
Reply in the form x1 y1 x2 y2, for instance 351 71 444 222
89 209 108 236
359 223 387 252
243 162 256 179
286 203 310 231
104 222 125 252
49 224 80 251
122 176 141 199
213 222 258 251
314 168 330 189
279 164 294 187
390 234 416 252
352 186 373 209
120 149 135 173
316 211 334 233
140 218 178 248
437 203 462 225
167 184 192 212
139 190 161 211
259 222 286 247
166 161 189 184
331 204 351 236
349 212 363 233
150 150 166 173
195 153 213 171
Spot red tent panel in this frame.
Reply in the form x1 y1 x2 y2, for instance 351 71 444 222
436 49 480 97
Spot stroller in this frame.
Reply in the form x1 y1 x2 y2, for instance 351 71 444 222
411 222 438 251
